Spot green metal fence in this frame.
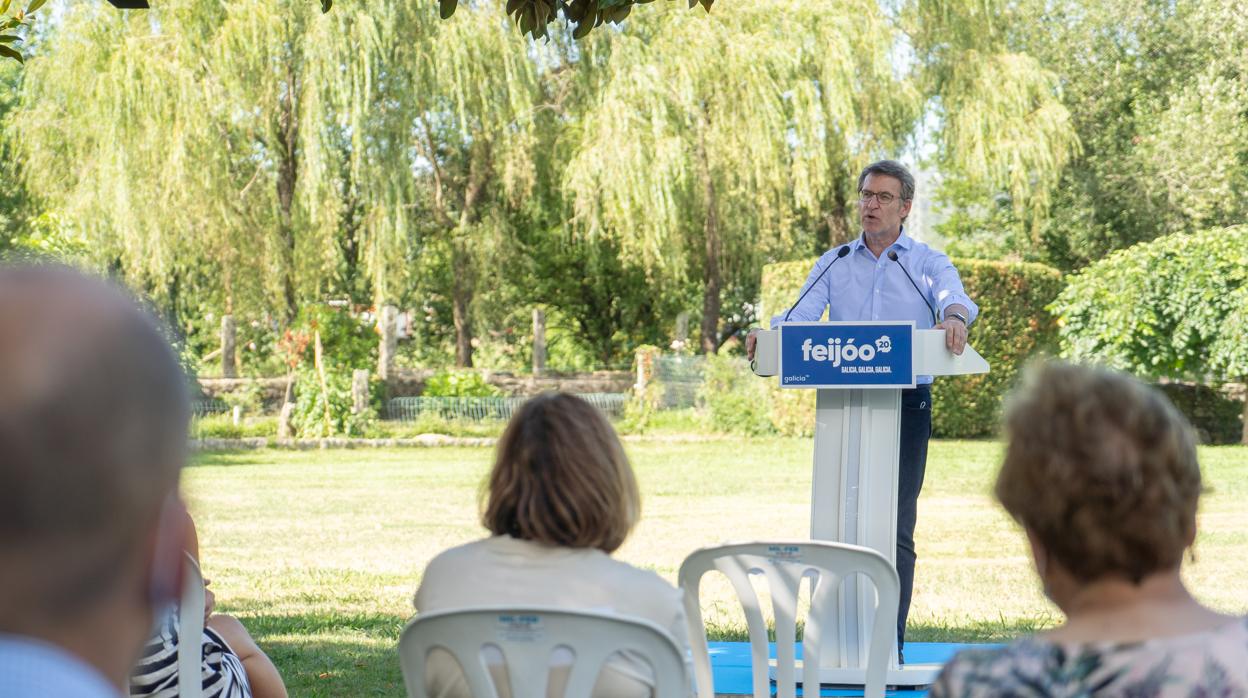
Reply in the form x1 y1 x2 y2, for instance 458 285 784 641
386 392 628 422
191 398 230 417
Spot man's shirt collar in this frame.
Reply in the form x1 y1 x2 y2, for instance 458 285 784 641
851 227 913 254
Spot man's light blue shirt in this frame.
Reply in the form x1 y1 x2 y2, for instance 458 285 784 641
770 231 978 385
0 634 121 697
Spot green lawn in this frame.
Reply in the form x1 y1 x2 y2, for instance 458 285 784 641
185 439 1248 696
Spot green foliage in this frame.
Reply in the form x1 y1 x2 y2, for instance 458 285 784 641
1053 225 1248 382
906 0 1079 229
697 354 775 436
0 0 45 65
364 415 504 439
217 382 266 415
292 367 375 438
931 0 1248 270
565 0 921 353
931 259 1065 437
761 255 1065 437
190 415 278 440
294 305 376 371
422 370 503 398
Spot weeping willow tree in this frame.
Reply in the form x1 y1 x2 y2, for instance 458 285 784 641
565 0 921 353
906 0 1080 234
396 2 554 366
13 0 424 326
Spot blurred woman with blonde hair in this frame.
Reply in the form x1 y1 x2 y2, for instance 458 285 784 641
931 361 1247 696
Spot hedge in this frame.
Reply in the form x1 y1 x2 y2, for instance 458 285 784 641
1052 225 1248 382
759 256 1065 438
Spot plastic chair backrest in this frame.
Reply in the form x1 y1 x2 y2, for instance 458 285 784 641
397 606 689 698
677 541 898 698
178 553 205 698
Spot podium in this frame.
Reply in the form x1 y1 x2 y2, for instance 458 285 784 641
752 322 988 687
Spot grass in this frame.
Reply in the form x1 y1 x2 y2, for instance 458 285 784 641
185 439 1248 696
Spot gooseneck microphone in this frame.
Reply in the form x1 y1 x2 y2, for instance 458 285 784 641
784 245 851 322
887 249 938 326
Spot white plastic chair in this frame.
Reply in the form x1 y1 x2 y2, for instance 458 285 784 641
397 606 689 698
678 541 899 698
178 553 205 698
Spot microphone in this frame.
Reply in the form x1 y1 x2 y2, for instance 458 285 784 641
784 245 850 322
887 250 938 326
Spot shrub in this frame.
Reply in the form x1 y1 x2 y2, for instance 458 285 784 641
1053 225 1248 381
697 354 775 436
422 369 503 398
1053 226 1248 443
295 304 377 371
190 415 278 440
1156 383 1243 445
760 256 1065 437
292 367 375 438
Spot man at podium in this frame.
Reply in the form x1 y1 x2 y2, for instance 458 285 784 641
747 160 978 660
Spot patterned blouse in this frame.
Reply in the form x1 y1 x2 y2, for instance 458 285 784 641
929 616 1248 697
130 609 252 698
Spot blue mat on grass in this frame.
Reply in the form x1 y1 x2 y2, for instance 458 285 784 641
707 641 995 696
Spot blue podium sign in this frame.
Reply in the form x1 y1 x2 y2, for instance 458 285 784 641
778 322 915 389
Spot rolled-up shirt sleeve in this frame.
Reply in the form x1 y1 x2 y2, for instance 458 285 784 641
924 252 978 325
769 255 834 328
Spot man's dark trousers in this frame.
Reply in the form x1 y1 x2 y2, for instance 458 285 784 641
896 384 932 653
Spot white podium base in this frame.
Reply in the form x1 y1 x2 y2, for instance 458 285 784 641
768 660 942 689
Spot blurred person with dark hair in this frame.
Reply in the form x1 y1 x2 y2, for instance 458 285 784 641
930 361 1248 696
414 392 690 698
0 266 192 697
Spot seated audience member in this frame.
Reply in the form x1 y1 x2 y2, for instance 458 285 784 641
0 266 191 697
930 362 1248 696
414 392 690 698
130 507 288 698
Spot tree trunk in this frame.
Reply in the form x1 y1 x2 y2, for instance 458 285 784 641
449 153 489 369
532 308 546 375
275 64 300 323
451 240 474 368
824 184 854 250
696 122 722 355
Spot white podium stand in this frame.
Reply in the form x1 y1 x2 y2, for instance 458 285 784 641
752 325 989 687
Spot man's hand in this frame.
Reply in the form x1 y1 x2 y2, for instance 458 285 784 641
746 329 759 361
934 318 967 355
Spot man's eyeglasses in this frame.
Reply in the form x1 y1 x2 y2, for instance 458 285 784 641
859 190 900 205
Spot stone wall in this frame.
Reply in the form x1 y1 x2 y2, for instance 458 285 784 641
383 368 632 398
196 369 633 412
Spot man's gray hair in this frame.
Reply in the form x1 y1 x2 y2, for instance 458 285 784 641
857 160 916 202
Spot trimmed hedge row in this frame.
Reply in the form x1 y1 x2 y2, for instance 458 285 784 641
758 256 1065 438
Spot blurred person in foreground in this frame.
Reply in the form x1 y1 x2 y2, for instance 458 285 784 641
129 506 288 698
0 265 192 697
414 392 690 698
930 361 1247 696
